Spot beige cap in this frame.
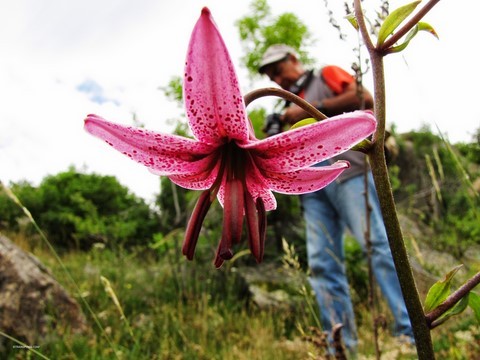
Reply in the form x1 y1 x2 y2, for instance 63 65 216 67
258 44 298 73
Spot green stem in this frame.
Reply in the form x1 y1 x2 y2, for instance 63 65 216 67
353 0 435 358
244 87 327 120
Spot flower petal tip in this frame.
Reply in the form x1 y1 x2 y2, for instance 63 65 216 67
84 114 102 124
201 7 211 16
214 256 224 269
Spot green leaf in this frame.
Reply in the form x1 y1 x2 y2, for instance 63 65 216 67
290 118 317 130
469 292 480 324
388 23 419 53
388 22 438 54
433 294 470 327
345 13 359 31
418 21 439 39
424 264 463 313
377 0 421 46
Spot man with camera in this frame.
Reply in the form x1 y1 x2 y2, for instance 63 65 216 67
258 44 414 354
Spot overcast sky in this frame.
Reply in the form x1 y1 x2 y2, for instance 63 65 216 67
1 0 479 202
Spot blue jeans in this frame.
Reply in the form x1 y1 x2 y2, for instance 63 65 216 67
300 169 413 351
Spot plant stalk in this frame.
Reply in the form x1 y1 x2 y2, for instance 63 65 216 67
353 0 435 358
367 66 434 358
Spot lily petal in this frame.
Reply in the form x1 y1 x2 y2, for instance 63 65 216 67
166 156 221 190
243 111 376 172
184 7 249 145
244 191 265 263
262 161 350 194
183 190 212 260
221 178 244 252
215 155 277 211
243 158 278 211
84 114 216 176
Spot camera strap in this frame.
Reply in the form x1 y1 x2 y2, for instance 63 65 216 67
284 70 314 107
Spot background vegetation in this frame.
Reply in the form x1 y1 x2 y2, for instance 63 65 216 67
1 121 478 360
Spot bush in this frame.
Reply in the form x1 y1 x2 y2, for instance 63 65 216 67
1 167 161 249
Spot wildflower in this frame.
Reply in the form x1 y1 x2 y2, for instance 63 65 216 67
84 8 376 267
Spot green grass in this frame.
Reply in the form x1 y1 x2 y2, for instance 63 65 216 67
2 240 321 360
2 233 479 359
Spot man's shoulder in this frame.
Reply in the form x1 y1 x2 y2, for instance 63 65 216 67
320 65 354 82
319 65 354 94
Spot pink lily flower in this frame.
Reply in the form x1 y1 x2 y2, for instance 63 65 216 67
84 7 376 267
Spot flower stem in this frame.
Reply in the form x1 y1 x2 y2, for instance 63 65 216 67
244 88 327 121
354 0 435 358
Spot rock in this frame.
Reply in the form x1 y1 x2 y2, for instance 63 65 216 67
0 234 88 346
235 262 307 310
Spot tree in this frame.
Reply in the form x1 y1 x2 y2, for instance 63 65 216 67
236 0 314 77
2 167 160 249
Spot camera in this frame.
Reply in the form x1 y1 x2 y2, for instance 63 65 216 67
263 113 283 136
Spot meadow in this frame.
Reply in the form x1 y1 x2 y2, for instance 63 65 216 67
2 227 478 360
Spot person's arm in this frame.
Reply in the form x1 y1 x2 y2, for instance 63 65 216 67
281 68 374 123
318 81 374 117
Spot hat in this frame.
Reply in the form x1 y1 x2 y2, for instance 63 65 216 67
258 44 298 73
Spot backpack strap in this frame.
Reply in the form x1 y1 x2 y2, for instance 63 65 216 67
321 65 354 94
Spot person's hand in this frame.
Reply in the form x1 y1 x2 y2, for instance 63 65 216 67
280 105 309 124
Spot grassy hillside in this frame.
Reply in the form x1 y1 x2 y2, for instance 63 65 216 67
1 227 478 359
1 129 479 359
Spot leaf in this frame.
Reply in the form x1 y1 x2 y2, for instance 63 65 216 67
388 22 439 54
418 21 439 39
345 13 359 30
290 118 318 130
433 294 470 327
424 264 463 313
377 0 421 46
388 24 419 53
469 292 480 324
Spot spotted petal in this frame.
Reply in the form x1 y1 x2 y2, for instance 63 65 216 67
262 161 349 194
184 7 249 145
168 159 221 190
244 157 278 211
243 111 376 172
84 114 217 176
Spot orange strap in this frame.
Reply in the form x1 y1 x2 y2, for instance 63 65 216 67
322 65 354 94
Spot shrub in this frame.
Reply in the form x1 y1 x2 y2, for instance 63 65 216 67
1 167 161 249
